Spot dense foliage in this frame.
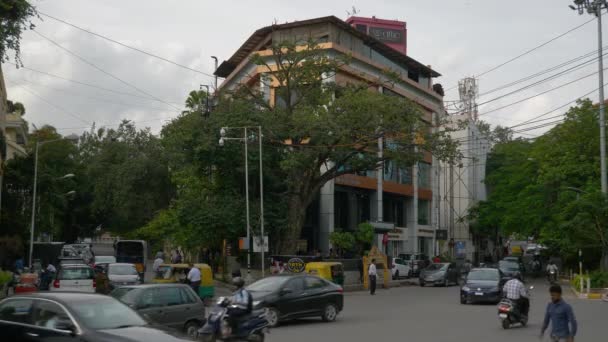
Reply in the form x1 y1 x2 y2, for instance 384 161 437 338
471 100 608 270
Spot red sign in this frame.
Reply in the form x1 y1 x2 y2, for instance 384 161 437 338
382 233 389 245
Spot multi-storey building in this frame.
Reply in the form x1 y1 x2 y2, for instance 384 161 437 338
215 15 445 256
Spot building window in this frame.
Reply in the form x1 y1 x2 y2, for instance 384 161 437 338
355 24 367 33
384 195 405 227
418 162 431 189
357 193 371 223
418 199 430 225
334 191 349 230
408 70 419 82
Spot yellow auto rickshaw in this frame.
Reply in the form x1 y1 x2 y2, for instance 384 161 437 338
152 263 214 299
305 262 344 286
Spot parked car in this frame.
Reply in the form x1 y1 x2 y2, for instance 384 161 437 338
111 283 205 339
391 257 411 280
460 267 506 304
93 255 116 269
419 262 459 287
398 253 429 277
498 260 522 280
0 292 193 342
50 265 95 293
107 263 140 290
246 274 344 327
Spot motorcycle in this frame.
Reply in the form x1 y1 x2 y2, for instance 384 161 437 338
198 297 269 342
547 270 557 284
497 286 533 329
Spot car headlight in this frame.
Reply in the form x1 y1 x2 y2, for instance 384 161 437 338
462 286 470 292
253 300 262 307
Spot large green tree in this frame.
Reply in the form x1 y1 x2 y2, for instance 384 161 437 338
0 0 37 64
214 40 459 253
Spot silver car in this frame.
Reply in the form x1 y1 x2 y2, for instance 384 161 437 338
111 284 206 339
107 263 141 290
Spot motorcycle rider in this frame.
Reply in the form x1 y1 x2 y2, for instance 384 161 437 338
228 277 253 333
503 272 529 318
546 261 559 282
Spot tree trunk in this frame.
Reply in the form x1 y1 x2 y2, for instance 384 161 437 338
601 246 608 272
280 194 307 254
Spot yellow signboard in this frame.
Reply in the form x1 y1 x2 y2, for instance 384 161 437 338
362 246 390 290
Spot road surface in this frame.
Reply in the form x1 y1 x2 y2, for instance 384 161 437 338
267 280 603 342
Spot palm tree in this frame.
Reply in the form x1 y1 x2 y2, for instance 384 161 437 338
183 90 208 115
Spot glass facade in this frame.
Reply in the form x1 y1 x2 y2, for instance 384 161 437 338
418 162 431 189
418 199 430 225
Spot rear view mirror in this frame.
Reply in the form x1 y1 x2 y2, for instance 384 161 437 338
280 287 293 295
55 319 76 334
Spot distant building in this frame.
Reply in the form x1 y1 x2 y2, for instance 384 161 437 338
438 115 490 262
215 15 446 256
0 66 28 160
346 16 407 55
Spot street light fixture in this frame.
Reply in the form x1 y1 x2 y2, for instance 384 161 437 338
570 0 608 194
28 137 78 268
218 126 265 280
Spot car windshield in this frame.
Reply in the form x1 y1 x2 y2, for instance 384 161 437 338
71 296 146 330
109 265 138 276
58 267 94 280
499 261 519 271
95 256 116 264
467 269 499 281
111 287 141 305
426 263 448 271
247 277 290 292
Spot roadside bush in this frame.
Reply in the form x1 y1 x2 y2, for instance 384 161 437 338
570 274 589 292
590 270 608 288
0 270 12 286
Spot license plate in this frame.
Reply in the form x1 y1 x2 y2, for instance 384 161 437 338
475 292 484 296
499 313 507 319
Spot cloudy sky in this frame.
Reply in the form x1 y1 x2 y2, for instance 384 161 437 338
2 0 605 136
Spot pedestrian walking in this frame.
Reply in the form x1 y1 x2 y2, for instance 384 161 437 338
153 252 164 278
187 263 201 295
540 285 577 342
368 259 377 295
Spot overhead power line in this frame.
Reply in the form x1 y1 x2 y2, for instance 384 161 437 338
33 29 181 112
4 61 182 105
38 11 216 79
445 14 598 92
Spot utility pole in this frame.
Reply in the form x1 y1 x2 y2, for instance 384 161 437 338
570 0 608 193
211 56 219 92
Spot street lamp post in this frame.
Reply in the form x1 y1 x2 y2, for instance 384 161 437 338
219 126 265 281
28 136 78 268
570 0 608 194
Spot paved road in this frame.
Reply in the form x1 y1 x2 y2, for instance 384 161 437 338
268 280 603 342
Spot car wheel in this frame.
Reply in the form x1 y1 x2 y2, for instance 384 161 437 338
266 307 280 327
460 295 466 304
184 321 200 339
322 303 338 322
249 332 265 342
444 278 449 287
393 271 399 280
419 281 425 287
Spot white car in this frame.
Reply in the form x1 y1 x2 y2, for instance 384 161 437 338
391 257 411 279
50 265 96 293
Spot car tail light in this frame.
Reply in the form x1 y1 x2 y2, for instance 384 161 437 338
93 279 97 288
53 279 60 288
337 286 344 293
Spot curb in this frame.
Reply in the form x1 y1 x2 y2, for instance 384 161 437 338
570 286 607 300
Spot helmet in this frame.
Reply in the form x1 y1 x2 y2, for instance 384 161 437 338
513 272 522 281
232 277 245 288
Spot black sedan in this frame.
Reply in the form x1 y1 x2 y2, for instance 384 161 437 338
498 260 522 280
0 292 193 342
419 262 460 287
246 274 344 327
460 268 505 304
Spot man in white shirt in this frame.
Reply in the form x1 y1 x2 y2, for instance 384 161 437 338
368 259 377 295
152 254 164 278
187 263 202 294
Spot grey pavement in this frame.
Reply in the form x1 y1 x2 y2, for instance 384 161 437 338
267 280 604 342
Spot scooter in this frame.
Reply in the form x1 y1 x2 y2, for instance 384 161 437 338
497 286 533 330
198 297 269 342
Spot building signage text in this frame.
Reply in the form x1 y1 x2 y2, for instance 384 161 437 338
369 27 404 43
